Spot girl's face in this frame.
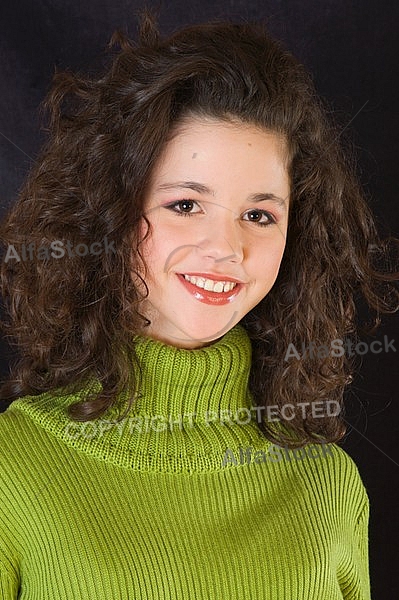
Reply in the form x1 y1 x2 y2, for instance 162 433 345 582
137 117 290 348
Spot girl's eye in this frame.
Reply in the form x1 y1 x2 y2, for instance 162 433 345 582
164 200 276 227
242 209 276 227
165 200 200 216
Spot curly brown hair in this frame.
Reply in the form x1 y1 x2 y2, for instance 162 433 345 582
1 8 398 447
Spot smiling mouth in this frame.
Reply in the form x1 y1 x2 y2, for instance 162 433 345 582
176 273 243 305
181 274 238 293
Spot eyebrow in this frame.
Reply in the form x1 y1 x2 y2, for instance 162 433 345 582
156 181 288 210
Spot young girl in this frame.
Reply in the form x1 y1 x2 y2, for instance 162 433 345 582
0 9 397 599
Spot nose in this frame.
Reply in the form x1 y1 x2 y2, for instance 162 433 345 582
197 209 244 264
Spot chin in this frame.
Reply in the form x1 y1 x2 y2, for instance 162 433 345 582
170 320 239 348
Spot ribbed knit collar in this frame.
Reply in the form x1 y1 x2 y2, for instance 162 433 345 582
131 323 253 423
10 323 270 474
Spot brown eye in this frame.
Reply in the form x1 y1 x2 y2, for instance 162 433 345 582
179 200 194 212
164 199 201 217
248 210 262 221
243 209 276 227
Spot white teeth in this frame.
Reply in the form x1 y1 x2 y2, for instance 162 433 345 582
212 281 225 293
204 279 216 291
183 274 237 293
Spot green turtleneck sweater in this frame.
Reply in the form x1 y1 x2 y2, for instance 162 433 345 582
0 324 370 599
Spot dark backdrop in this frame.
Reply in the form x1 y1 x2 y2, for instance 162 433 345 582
0 1 398 597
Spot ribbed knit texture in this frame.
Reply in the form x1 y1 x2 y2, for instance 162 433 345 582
0 323 370 599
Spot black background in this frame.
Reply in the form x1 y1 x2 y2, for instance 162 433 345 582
0 1 398 597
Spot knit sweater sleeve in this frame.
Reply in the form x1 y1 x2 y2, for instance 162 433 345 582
353 500 371 599
0 502 21 598
0 413 21 599
0 567 19 599
333 447 371 600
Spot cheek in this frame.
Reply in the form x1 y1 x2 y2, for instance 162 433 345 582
141 232 179 282
253 240 286 272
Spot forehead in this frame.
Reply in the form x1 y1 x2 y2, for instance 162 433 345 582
144 117 291 215
153 116 290 173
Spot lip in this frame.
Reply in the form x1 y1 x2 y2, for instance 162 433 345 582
177 273 244 305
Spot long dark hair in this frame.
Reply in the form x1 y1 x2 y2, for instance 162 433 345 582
1 9 398 447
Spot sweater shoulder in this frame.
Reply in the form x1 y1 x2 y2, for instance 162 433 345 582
0 395 66 476
0 404 32 445
0 398 46 433
324 443 368 491
297 442 370 520
0 404 40 471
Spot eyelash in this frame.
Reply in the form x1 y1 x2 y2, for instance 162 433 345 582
164 199 277 227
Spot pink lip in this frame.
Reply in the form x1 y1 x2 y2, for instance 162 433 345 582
177 273 243 305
